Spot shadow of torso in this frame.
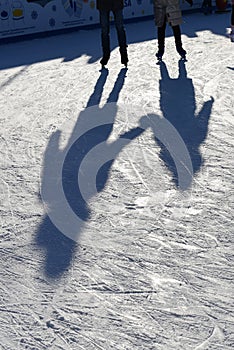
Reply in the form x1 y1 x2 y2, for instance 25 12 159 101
156 60 214 187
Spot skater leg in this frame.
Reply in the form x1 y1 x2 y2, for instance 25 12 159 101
99 10 111 66
208 0 213 13
172 25 187 58
201 0 212 14
231 4 234 27
156 16 166 59
114 10 128 66
230 5 234 42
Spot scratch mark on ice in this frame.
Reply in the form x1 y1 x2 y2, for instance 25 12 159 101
194 325 225 349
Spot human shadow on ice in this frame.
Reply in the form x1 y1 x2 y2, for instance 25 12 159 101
181 11 230 38
36 67 144 279
154 60 214 189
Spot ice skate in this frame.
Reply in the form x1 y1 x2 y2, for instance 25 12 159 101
156 50 164 62
177 47 187 60
100 54 110 69
120 47 128 67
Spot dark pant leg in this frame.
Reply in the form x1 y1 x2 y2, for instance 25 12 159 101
157 16 167 56
201 0 212 14
99 10 111 61
202 0 212 6
113 10 128 64
232 5 234 26
113 10 127 49
172 25 186 56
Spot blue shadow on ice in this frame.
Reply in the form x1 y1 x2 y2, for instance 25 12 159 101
154 60 214 188
35 68 122 279
35 67 144 279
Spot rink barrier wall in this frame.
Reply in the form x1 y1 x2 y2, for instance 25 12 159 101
0 0 227 43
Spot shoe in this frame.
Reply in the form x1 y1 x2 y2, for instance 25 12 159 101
120 48 128 67
156 50 164 60
177 47 187 59
100 54 110 67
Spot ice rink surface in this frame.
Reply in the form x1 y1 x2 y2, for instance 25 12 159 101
0 10 234 350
